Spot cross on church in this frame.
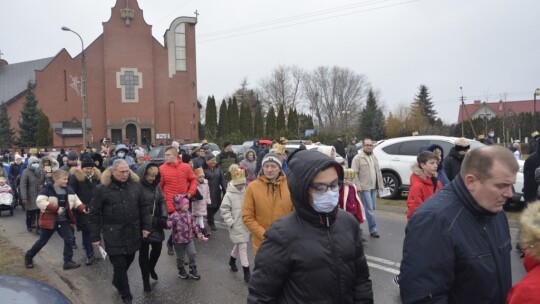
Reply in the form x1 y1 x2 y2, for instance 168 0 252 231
0 50 4 60
119 70 140 100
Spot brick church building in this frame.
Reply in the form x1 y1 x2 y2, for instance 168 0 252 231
0 0 199 147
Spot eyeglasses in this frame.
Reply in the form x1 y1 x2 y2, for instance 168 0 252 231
364 144 373 147
309 179 342 194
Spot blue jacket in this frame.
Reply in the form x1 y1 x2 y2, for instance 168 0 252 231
399 175 512 304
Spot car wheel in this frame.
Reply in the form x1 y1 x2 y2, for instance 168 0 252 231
382 172 401 199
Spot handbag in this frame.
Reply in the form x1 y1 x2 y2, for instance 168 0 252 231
145 191 165 243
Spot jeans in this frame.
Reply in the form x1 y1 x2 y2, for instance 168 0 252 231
81 230 93 258
174 241 197 269
109 253 135 301
360 189 378 233
26 220 74 263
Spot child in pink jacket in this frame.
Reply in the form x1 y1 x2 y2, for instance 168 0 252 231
192 168 211 237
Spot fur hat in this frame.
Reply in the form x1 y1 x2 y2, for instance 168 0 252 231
519 201 540 259
344 168 356 180
194 168 204 177
262 152 282 168
454 137 470 148
81 157 94 169
67 150 78 160
532 131 539 138
230 165 246 185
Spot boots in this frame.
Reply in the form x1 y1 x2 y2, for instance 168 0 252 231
178 266 188 279
243 266 251 283
24 255 34 269
229 256 238 272
202 227 211 238
142 274 151 292
189 266 200 280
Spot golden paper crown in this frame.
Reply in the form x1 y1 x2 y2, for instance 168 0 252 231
232 168 246 181
272 143 286 154
29 148 38 154
344 168 356 180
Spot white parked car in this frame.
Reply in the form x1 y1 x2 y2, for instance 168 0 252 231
373 135 524 207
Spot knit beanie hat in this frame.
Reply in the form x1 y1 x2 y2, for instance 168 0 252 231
67 150 78 161
205 153 216 161
194 168 204 177
223 141 232 149
135 150 145 159
81 157 94 169
181 152 192 164
262 152 283 168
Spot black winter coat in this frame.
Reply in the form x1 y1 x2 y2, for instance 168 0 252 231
202 163 227 209
136 162 168 243
248 150 373 304
399 175 512 304
523 143 540 202
443 147 464 181
68 167 101 231
88 168 152 256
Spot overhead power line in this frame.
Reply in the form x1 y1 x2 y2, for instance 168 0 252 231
197 0 421 43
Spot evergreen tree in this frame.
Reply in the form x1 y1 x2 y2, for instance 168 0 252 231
239 102 253 139
265 106 277 139
36 110 52 146
357 89 387 140
18 81 40 147
205 96 217 139
412 84 438 125
0 103 15 149
254 106 264 138
276 104 287 136
287 107 298 138
228 97 240 134
217 99 229 139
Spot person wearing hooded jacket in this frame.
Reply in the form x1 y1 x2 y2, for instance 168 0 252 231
242 152 293 254
68 157 101 265
247 150 373 303
443 137 470 182
108 144 137 171
202 153 227 231
135 161 168 292
60 150 79 172
523 138 540 203
420 144 450 187
20 156 45 233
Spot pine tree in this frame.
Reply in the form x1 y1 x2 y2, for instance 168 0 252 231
276 104 286 136
254 106 264 138
0 103 15 149
239 102 253 139
228 97 240 134
205 96 217 139
18 81 40 147
217 100 229 139
359 89 386 140
36 110 52 146
265 106 276 139
412 84 437 125
287 107 298 138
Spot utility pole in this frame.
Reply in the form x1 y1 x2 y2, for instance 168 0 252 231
460 87 465 137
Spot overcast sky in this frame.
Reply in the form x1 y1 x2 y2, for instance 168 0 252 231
2 0 540 124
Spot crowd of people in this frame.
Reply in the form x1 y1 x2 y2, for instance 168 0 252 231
1 131 540 303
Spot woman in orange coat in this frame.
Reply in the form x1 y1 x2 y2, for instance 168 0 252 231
242 152 293 254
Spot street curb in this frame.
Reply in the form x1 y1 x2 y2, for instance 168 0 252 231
377 204 520 229
33 256 82 304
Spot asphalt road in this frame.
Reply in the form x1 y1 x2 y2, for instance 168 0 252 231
0 207 526 304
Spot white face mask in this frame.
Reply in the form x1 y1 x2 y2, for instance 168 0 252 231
31 163 40 169
117 152 126 158
311 189 339 213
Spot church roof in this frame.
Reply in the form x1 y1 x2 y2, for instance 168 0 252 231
0 57 54 104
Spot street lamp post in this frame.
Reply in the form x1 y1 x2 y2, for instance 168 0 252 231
62 26 87 147
534 88 540 131
342 110 351 130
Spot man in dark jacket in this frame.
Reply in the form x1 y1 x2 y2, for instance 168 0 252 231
523 135 540 203
89 159 151 304
530 131 539 154
333 136 346 159
399 145 518 304
443 137 470 181
216 140 238 182
248 150 373 303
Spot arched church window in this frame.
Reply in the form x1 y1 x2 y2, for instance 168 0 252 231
175 23 186 71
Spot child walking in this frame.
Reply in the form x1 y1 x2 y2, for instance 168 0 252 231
339 169 366 242
192 168 211 237
220 165 251 282
167 194 207 280
406 151 442 220
25 170 87 270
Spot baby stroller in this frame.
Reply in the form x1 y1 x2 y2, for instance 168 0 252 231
0 189 14 216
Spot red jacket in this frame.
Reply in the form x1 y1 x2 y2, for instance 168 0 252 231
159 158 197 214
406 165 441 220
338 183 365 223
507 253 540 304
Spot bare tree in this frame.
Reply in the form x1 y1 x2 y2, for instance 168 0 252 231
303 66 369 130
258 65 304 111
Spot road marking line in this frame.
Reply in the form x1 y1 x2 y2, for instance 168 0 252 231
367 262 400 275
366 255 401 268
